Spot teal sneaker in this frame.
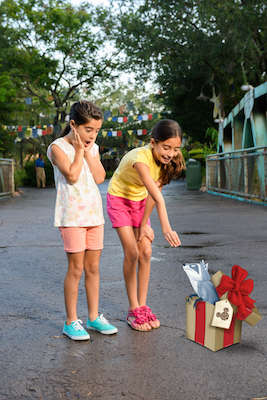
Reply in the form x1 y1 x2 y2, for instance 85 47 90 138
86 314 118 335
63 319 90 340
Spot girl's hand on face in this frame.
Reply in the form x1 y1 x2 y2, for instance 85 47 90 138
71 127 85 152
84 138 96 154
164 231 181 247
138 225 155 243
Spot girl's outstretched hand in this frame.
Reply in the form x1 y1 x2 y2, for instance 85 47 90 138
138 225 155 243
164 231 181 247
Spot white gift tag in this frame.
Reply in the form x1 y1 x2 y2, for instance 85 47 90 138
211 299 233 329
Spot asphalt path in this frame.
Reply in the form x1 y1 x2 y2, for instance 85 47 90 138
0 180 266 400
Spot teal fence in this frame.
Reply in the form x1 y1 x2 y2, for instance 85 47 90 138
0 158 14 197
206 146 267 204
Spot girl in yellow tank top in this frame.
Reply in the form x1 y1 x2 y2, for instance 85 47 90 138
107 119 186 332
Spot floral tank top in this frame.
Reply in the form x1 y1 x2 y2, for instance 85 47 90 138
47 138 104 227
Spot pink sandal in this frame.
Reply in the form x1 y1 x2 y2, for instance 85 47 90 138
126 307 151 332
141 306 160 328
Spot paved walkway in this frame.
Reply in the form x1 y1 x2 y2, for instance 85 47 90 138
0 180 266 400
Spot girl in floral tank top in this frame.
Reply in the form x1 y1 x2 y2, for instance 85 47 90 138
47 101 117 340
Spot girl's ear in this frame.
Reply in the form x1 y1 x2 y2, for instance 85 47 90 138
70 119 76 129
150 138 155 148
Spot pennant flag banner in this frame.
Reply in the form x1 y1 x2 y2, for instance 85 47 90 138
2 104 158 139
103 111 161 121
3 124 151 139
2 124 54 139
99 128 151 138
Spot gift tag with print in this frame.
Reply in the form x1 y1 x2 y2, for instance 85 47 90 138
211 300 233 329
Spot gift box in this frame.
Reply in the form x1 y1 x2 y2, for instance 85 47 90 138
185 295 242 352
211 269 262 327
185 264 262 351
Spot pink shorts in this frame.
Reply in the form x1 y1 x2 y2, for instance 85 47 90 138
59 225 104 253
107 193 151 228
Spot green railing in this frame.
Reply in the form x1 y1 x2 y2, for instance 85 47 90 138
0 158 14 197
206 146 267 204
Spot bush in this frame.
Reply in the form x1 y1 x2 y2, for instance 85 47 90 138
23 160 36 186
105 170 114 179
14 168 27 190
44 156 54 186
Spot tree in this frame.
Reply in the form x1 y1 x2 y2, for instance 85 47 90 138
0 0 118 132
0 71 25 158
109 0 267 141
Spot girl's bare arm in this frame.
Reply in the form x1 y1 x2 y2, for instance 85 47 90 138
137 180 162 243
51 132 85 184
134 162 181 247
84 149 106 184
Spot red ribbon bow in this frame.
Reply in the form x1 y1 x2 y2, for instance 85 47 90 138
216 265 256 320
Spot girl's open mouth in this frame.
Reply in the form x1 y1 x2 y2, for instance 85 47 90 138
162 156 171 162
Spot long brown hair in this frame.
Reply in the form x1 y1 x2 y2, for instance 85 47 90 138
60 100 103 137
151 119 186 185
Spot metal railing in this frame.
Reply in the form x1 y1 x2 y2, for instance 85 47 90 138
0 158 14 197
206 147 267 204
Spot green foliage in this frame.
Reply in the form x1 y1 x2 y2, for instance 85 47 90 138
14 167 27 190
188 131 218 163
23 161 37 186
0 126 15 158
188 148 205 162
205 127 218 150
0 0 118 127
105 170 114 179
0 72 24 126
109 0 267 141
180 147 189 163
44 156 55 186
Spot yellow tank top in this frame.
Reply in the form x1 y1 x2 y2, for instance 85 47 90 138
108 144 161 201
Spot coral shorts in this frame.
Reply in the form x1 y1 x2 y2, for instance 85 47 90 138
59 225 104 253
107 193 151 228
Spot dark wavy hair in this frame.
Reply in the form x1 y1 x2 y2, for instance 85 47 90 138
60 100 103 137
151 119 186 185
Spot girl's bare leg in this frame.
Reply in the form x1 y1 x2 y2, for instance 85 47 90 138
64 251 85 325
134 228 160 329
116 226 151 331
84 249 101 322
133 229 151 306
